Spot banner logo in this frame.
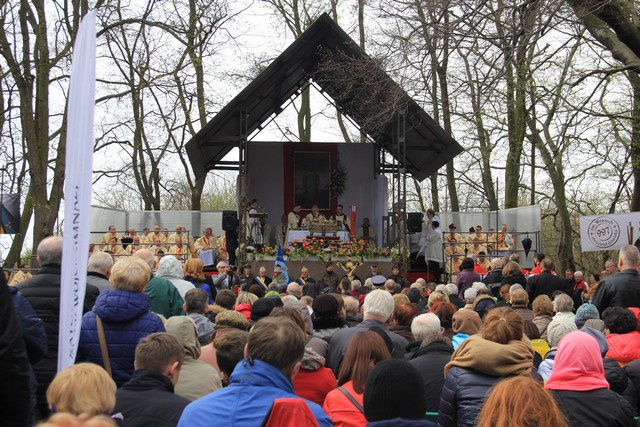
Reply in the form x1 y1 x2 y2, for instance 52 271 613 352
587 216 620 248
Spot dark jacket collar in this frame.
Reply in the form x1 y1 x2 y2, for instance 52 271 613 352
87 271 109 280
121 369 175 393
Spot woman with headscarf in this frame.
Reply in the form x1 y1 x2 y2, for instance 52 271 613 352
451 310 482 350
545 330 634 426
438 307 539 427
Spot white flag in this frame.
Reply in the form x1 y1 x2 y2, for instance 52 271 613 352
58 10 96 371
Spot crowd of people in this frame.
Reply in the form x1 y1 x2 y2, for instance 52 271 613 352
3 233 640 426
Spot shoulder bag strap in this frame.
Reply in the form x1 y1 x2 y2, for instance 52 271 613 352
338 386 365 414
95 314 113 378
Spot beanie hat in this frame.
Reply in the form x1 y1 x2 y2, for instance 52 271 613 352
312 294 340 318
250 298 275 322
547 317 577 347
264 291 280 298
452 310 482 334
581 326 609 356
575 303 599 328
214 310 249 331
363 359 426 421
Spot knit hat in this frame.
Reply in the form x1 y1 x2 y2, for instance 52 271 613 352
547 317 578 347
250 298 275 322
214 310 249 331
581 326 609 356
452 310 482 334
264 291 280 298
363 359 426 421
575 303 599 328
312 294 340 318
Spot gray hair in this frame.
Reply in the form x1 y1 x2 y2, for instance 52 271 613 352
574 270 583 278
87 251 113 275
620 245 640 268
344 296 359 317
37 236 63 266
554 293 574 313
464 287 478 303
445 283 458 296
411 313 442 342
363 289 395 321
133 249 155 270
471 282 488 292
286 282 302 299
508 284 524 294
351 280 362 291
490 258 502 270
435 284 447 293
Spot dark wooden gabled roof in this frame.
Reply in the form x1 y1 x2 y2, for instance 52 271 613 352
186 13 463 181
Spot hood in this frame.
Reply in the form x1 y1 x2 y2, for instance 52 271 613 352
156 256 184 280
165 316 201 359
545 330 609 391
94 289 152 322
230 359 294 393
452 310 481 334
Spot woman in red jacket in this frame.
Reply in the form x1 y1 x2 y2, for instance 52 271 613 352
322 330 391 427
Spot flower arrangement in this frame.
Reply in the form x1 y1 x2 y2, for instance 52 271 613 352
330 164 347 197
246 246 255 253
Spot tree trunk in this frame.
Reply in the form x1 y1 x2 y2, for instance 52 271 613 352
628 71 640 211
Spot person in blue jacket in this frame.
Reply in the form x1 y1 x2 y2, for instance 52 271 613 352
77 256 165 386
178 317 332 427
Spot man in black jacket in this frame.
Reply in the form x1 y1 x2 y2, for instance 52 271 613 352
592 245 640 315
16 236 99 417
113 333 190 427
526 258 566 302
0 273 32 427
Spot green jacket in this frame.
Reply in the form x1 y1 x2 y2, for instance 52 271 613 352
145 275 184 318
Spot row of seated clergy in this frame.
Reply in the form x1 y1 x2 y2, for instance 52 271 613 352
444 225 514 253
98 226 228 262
99 226 196 250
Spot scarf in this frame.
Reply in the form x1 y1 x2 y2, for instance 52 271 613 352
545 330 609 391
445 334 534 377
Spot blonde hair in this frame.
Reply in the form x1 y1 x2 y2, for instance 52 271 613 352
46 363 116 416
502 261 521 276
393 293 410 306
109 256 150 292
37 413 117 427
510 289 529 306
183 258 205 281
236 291 258 306
428 290 449 310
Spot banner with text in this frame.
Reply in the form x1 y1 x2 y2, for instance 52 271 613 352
58 11 96 372
579 212 640 252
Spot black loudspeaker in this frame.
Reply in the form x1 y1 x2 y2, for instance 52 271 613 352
407 212 424 233
222 210 238 232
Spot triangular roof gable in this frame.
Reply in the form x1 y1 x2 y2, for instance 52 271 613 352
186 13 463 181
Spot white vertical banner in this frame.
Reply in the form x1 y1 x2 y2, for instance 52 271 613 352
58 10 96 371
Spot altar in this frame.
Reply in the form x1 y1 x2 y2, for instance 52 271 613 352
286 230 350 245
